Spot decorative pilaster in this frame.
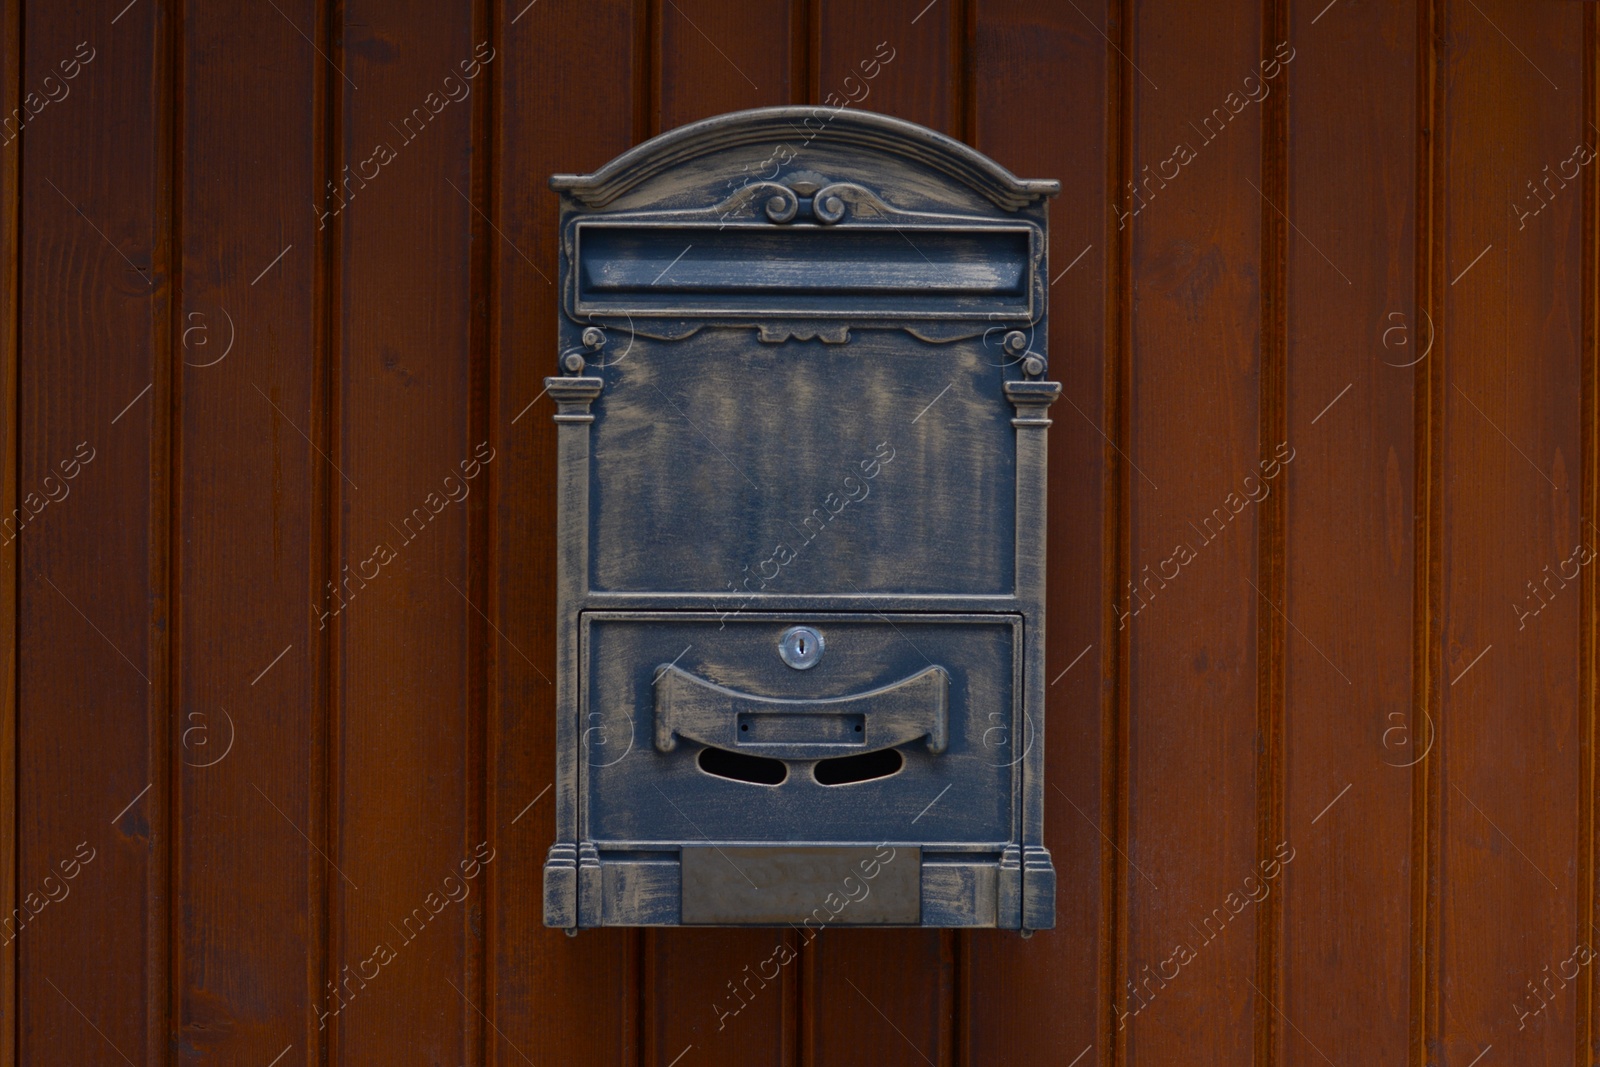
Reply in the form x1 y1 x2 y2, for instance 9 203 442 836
545 374 604 932
1023 844 1056 931
544 843 578 928
1008 376 1060 933
578 842 603 926
996 844 1023 929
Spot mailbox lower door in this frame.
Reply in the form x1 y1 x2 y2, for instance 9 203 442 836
575 612 1027 927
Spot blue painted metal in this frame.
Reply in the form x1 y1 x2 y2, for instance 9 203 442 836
543 107 1060 931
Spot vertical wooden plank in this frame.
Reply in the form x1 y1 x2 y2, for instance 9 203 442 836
649 928 795 1067
814 0 958 135
1436 3 1584 1065
0 0 19 1060
1107 0 1134 1061
657 0 794 132
1253 3 1289 1064
334 1 483 1062
963 0 1107 1063
807 931 950 1067
17 1 167 1063
1277 0 1416 1064
1583 10 1598 1067
1414 0 1443 1060
490 0 642 1064
1118 0 1263 1063
171 0 328 1062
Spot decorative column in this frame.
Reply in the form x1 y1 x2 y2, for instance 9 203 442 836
543 375 604 929
1005 377 1060 931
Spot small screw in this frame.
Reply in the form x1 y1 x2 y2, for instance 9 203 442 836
582 326 606 349
1023 355 1045 377
563 353 586 373
1003 330 1028 354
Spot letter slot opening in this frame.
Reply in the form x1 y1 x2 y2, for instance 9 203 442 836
574 223 1033 316
814 748 904 785
698 745 788 786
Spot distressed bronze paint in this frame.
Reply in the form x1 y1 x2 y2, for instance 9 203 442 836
543 107 1061 931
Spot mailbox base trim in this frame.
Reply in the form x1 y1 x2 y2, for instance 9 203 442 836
544 843 1055 929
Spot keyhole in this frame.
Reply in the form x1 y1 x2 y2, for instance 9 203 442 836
778 625 823 669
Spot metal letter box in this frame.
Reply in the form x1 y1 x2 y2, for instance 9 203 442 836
543 107 1061 932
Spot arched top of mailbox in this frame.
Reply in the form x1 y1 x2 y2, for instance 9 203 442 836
550 106 1059 212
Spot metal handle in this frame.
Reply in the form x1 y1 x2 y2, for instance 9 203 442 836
653 664 948 760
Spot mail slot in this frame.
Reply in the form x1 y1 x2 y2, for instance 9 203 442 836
542 107 1061 932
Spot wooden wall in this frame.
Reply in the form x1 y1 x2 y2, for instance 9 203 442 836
1 0 1594 1064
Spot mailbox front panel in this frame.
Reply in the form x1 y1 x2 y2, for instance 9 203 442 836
586 333 1017 595
542 107 1060 931
582 613 1019 844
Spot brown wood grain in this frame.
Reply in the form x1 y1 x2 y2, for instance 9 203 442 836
490 0 643 1063
333 1 485 1061
1583 9 1599 1066
807 929 951 1067
1415 0 1444 1060
657 0 796 132
17 2 168 1064
1275 1 1418 1064
814 0 959 137
170 0 330 1063
1435 2 1586 1065
650 929 794 1066
0 0 19 1063
6 3 1600 1064
963 0 1108 1063
1120 0 1265 1063
1254 5 1288 1064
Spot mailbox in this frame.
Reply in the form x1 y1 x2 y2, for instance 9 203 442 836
543 106 1061 932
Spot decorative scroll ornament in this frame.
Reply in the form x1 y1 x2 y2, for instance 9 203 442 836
748 180 895 227
764 186 798 223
